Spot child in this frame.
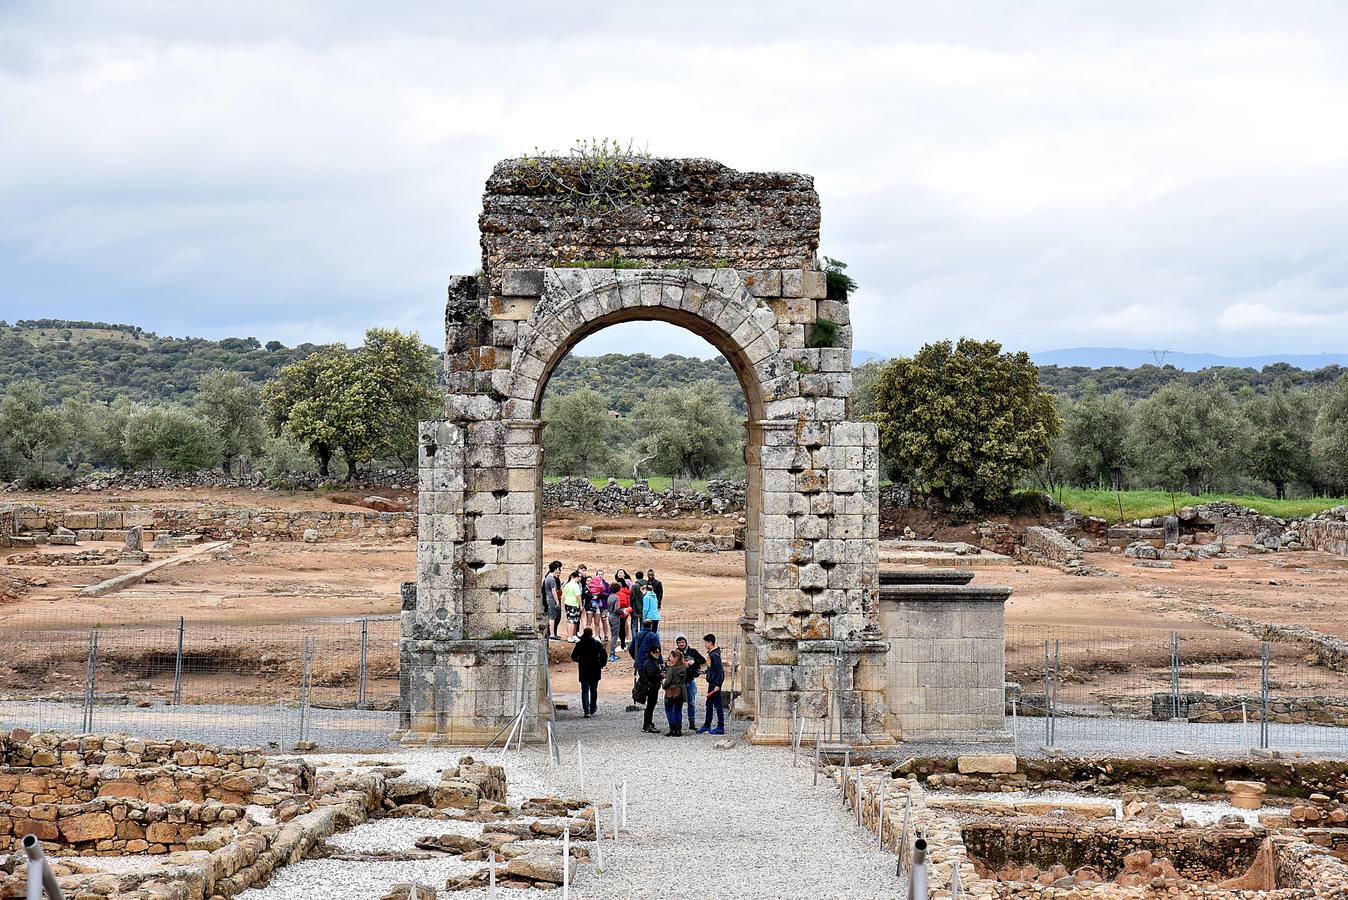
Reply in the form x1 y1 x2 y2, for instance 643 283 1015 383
562 571 583 642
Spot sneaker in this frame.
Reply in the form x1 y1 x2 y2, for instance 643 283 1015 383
608 653 619 662
709 727 725 735
567 636 579 643
695 726 709 734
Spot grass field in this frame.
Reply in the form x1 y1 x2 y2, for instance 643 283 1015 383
1055 487 1348 521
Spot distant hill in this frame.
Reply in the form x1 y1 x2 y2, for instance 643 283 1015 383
1031 347 1348 371
0 319 321 405
547 352 744 414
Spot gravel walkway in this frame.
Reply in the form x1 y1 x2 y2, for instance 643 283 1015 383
240 690 903 898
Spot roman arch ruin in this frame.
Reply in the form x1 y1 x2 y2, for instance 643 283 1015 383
398 157 893 745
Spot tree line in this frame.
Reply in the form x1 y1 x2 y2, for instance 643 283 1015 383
0 329 437 486
854 341 1348 506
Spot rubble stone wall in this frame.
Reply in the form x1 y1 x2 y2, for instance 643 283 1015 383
479 158 820 289
4 506 414 543
1152 691 1348 726
1018 526 1086 573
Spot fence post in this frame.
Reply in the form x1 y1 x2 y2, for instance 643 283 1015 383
1041 640 1050 747
357 619 369 707
172 616 185 706
297 637 313 746
82 629 99 734
1170 631 1181 720
1259 642 1270 750
1050 639 1060 747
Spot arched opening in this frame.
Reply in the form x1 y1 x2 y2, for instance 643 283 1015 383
531 315 765 665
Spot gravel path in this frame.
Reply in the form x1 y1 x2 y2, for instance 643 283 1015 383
240 690 903 898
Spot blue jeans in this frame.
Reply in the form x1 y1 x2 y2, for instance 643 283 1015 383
664 699 682 731
684 679 698 727
580 680 598 715
703 689 724 730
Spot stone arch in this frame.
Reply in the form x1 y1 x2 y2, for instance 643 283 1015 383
399 157 889 748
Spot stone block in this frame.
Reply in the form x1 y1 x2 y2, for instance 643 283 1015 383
749 269 781 296
957 754 1018 774
801 270 828 298
503 269 545 296
781 269 804 298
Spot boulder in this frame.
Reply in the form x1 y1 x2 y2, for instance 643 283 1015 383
503 849 564 885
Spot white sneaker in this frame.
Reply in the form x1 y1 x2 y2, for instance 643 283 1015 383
568 636 579 643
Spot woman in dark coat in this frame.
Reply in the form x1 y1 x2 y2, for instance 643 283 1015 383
570 627 607 717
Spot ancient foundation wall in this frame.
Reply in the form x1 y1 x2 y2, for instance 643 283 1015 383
1 506 414 544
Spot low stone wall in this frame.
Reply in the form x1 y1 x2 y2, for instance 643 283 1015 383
1303 516 1348 556
1018 526 1095 574
1 731 384 899
1151 691 1348 726
4 506 414 544
1192 606 1348 673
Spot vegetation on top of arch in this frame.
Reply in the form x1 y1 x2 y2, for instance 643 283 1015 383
515 138 655 214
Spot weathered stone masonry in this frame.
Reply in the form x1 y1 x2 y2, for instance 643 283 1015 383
400 157 887 745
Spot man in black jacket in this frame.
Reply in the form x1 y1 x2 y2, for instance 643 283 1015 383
696 633 726 734
570 627 607 717
674 633 705 732
645 569 663 609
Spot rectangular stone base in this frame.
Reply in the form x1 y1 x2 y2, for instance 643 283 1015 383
399 638 550 746
744 637 891 746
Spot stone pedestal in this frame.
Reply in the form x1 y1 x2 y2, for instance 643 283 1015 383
879 578 1012 742
396 638 548 746
746 636 891 745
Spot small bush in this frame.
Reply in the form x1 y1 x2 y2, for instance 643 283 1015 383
806 318 840 348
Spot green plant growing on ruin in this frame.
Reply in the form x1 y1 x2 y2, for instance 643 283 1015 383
806 318 840 348
489 628 518 640
821 256 858 300
516 138 654 214
792 359 811 375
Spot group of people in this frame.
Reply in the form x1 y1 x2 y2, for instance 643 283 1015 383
542 560 664 662
545 558 726 736
569 623 726 736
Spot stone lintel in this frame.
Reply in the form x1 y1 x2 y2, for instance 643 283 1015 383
878 568 975 586
878 584 1012 603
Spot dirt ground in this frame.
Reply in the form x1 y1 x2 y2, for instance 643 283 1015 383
3 488 1347 704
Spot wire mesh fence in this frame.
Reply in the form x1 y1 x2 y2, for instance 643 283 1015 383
2 611 1346 755
1004 623 1348 755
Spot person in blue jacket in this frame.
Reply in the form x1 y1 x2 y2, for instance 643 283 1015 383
630 621 663 733
641 584 661 632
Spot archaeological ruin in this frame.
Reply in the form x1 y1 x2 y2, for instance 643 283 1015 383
396 156 1009 747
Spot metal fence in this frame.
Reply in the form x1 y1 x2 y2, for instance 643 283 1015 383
1003 623 1348 755
2 612 1346 755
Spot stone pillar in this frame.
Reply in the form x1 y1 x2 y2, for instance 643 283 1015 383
746 415 886 745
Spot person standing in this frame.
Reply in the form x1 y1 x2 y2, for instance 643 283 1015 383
570 627 607 718
607 570 630 661
675 633 705 731
542 560 563 640
641 579 661 632
632 622 663 733
645 569 664 611
662 649 687 737
562 571 583 642
696 633 725 734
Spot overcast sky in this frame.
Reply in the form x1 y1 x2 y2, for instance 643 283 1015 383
3 1 1347 360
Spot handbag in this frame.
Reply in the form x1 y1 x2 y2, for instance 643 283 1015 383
665 683 685 702
632 680 648 704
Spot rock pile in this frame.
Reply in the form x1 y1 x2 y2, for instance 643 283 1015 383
541 477 745 517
